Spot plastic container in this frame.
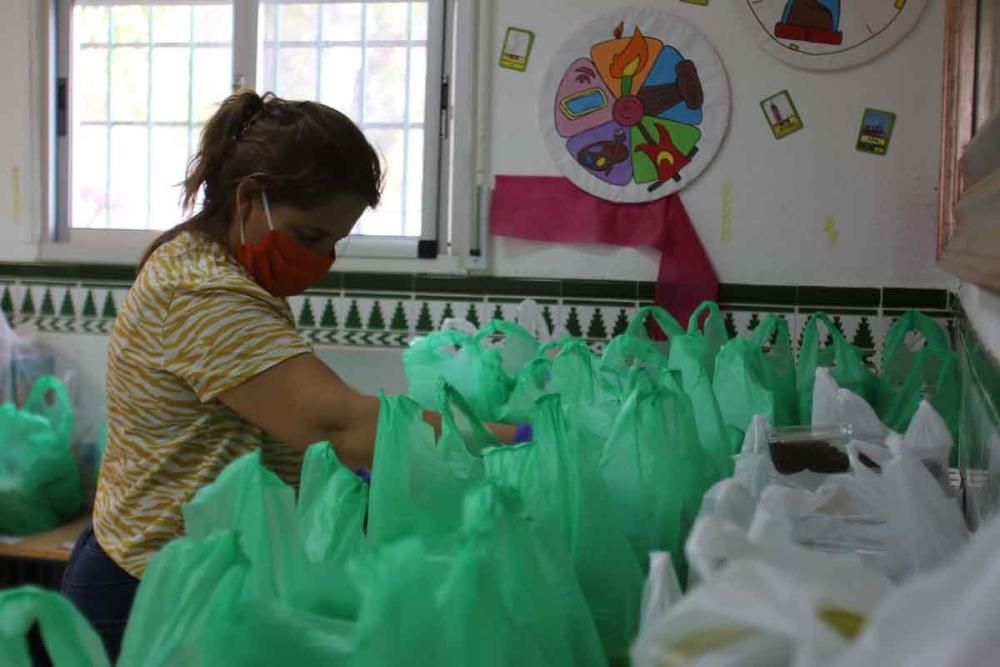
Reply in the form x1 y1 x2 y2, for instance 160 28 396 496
767 425 883 475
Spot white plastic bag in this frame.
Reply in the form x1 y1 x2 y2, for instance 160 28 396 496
0 313 55 408
831 510 1000 667
890 400 953 490
639 517 892 667
732 415 775 501
812 368 889 440
638 552 683 628
882 452 968 579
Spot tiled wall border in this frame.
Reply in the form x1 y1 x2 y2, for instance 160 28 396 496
0 263 956 368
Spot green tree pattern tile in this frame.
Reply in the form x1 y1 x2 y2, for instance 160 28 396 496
101 293 117 319
298 299 315 327
612 309 630 337
20 290 35 316
81 292 97 318
390 302 409 332
440 302 455 327
59 291 75 317
492 304 504 322
1 287 14 318
747 312 761 334
415 302 434 333
565 307 582 338
368 302 386 330
724 311 738 339
586 309 608 340
40 289 55 316
345 301 363 329
465 303 481 329
320 300 338 328
853 317 875 350
541 306 555 336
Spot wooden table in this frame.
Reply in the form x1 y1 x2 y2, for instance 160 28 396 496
0 516 88 563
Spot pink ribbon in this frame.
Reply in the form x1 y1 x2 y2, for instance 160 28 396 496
490 175 718 324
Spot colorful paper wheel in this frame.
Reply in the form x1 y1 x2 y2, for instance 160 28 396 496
541 8 730 203
738 0 928 71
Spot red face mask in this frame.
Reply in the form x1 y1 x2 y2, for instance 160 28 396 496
236 192 334 297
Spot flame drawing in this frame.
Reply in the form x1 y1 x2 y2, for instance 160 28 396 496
610 27 650 81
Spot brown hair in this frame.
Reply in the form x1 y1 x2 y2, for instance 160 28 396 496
139 90 383 270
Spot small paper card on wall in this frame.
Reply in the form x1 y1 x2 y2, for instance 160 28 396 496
856 108 896 156
499 27 535 72
760 90 803 139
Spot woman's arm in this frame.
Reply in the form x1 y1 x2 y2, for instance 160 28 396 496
218 353 517 468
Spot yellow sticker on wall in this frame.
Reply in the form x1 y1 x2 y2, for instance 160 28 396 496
499 27 535 73
11 166 21 225
824 215 839 249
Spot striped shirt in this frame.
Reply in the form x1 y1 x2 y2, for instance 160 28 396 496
94 231 311 577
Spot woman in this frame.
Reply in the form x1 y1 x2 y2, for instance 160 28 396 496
59 90 517 662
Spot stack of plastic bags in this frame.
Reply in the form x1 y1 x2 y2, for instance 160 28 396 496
0 375 81 534
105 387 624 665
630 365 973 666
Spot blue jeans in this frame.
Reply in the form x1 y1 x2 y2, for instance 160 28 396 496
59 523 139 664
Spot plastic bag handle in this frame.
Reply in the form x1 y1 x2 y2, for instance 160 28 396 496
0 586 111 666
22 375 73 444
626 306 684 339
686 301 724 335
801 312 849 350
881 310 949 363
435 381 499 450
750 315 792 349
538 336 585 358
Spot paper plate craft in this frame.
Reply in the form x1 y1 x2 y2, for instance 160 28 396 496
739 0 927 71
541 8 730 203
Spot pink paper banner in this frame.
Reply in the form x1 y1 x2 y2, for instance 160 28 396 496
490 175 718 324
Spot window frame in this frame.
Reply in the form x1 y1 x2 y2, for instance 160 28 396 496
47 0 467 271
938 0 1000 290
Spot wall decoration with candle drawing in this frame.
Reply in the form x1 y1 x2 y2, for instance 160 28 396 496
541 8 730 203
739 0 927 71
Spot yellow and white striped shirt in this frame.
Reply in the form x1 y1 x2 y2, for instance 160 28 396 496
94 231 311 577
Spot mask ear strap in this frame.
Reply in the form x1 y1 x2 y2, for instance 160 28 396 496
239 200 247 245
261 191 275 231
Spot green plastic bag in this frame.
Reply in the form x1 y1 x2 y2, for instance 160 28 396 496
712 336 776 435
600 374 709 581
403 330 511 421
121 452 360 666
667 305 739 479
877 311 960 444
473 320 540 379
499 356 553 423
0 376 81 534
298 442 368 564
0 586 109 667
484 395 644 661
117 530 250 666
554 340 625 452
880 310 950 386
797 313 880 424
618 306 685 361
367 386 494 549
352 483 605 667
751 315 799 426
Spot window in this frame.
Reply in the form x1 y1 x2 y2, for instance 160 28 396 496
57 0 446 248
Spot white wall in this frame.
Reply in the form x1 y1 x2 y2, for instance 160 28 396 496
961 284 1000 358
488 0 951 288
0 0 42 262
